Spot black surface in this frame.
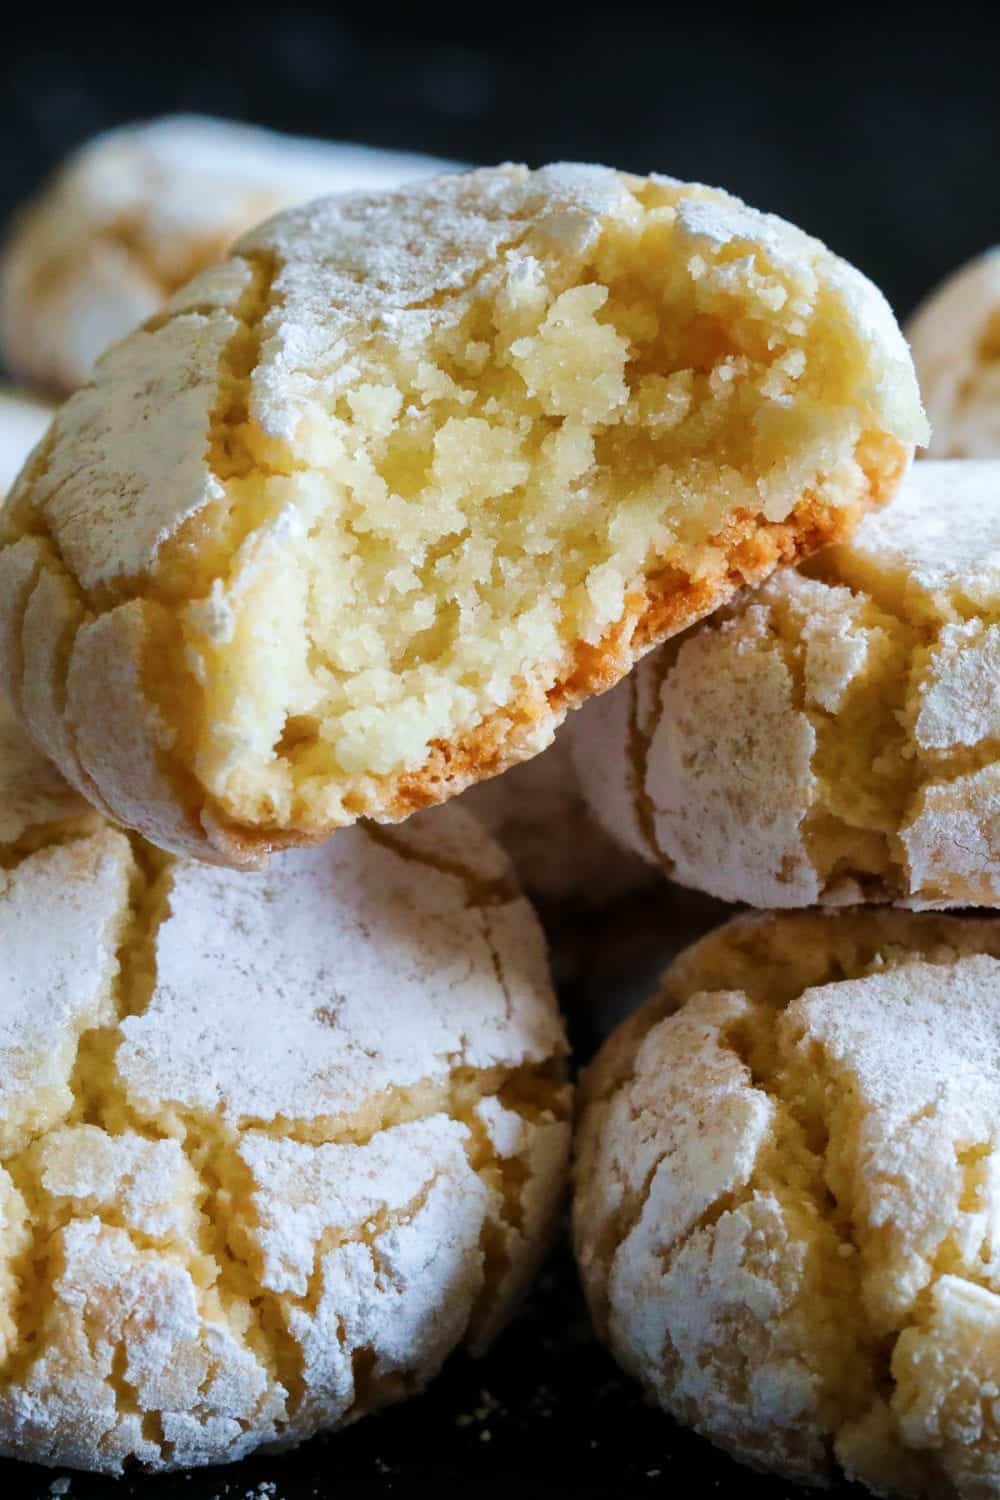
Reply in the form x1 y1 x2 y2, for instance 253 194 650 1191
0 2 999 321
1 4 997 1492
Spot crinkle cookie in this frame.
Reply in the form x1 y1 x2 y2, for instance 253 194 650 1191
461 731 649 908
0 387 51 499
0 164 925 867
574 907 1000 1496
0 696 569 1474
0 115 456 394
907 249 1000 458
574 460 1000 908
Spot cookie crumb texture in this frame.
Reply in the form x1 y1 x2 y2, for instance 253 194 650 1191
0 703 570 1474
0 115 454 395
907 249 1000 459
574 909 1000 1496
575 461 1000 908
0 163 923 865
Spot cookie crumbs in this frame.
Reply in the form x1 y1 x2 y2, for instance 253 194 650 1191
455 1387 501 1428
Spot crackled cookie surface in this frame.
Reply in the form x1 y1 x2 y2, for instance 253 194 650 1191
0 388 51 499
907 249 1000 458
0 705 569 1474
0 163 924 865
575 908 1000 1496
461 730 649 908
575 460 1000 907
0 115 455 394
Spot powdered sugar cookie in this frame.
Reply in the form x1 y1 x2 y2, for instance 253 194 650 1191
907 249 1000 457
0 699 569 1474
574 460 1000 908
0 164 924 866
575 907 1000 1496
0 387 51 499
0 115 456 393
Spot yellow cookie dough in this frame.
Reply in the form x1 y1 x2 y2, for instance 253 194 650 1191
575 907 1000 1496
0 164 924 866
0 695 569 1474
0 387 51 500
0 115 456 394
574 460 1000 907
907 249 1000 458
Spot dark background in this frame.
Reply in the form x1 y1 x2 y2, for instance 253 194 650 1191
2 2 1000 321
1 3 998 1494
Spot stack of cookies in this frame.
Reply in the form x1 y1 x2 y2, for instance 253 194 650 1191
0 123 997 1496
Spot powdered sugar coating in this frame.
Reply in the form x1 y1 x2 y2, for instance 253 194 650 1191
0 115 457 393
0 707 570 1475
574 461 1000 907
907 249 1000 459
0 389 52 499
119 813 563 1125
575 908 1000 1495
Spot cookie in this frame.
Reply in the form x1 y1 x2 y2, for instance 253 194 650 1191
907 248 1000 458
574 907 1000 1496
461 731 650 908
0 387 51 499
0 164 925 866
0 696 570 1473
574 460 1000 907
0 114 456 393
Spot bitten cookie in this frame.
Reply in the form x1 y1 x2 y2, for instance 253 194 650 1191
0 387 51 499
907 249 1000 458
0 164 925 866
0 695 570 1474
574 460 1000 908
574 907 1000 1497
0 115 456 393
461 731 649 908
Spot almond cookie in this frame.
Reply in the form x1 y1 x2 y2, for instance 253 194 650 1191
574 907 1000 1496
0 387 51 499
907 248 1000 458
574 460 1000 908
461 730 650 908
0 114 456 393
0 696 569 1474
0 164 925 866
